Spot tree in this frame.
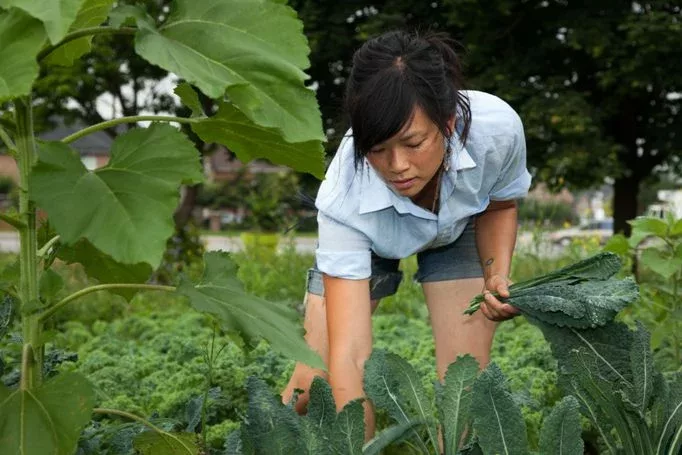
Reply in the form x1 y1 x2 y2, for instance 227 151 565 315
294 0 682 235
442 0 682 235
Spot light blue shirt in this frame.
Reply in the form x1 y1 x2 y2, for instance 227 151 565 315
315 90 532 280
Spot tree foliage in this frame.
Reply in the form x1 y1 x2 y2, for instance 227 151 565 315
292 0 682 234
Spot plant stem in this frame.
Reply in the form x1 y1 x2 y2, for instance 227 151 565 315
92 407 196 451
39 283 176 323
37 26 137 62
93 407 165 431
201 327 216 448
0 125 16 152
0 213 26 230
15 98 41 388
20 344 34 390
61 115 197 144
37 235 60 258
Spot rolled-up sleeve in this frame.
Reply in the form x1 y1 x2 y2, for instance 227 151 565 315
316 212 372 280
489 115 532 201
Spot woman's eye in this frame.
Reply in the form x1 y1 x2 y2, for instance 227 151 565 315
407 141 424 149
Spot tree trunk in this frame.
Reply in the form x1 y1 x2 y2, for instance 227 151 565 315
612 174 641 237
174 184 200 229
173 91 215 230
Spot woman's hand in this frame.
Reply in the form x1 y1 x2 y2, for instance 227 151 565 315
480 274 519 321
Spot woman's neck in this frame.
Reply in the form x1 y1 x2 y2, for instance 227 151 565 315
411 166 443 213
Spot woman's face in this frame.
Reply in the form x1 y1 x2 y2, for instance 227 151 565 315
366 105 452 200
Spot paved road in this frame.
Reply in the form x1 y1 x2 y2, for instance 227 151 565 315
0 231 540 255
0 231 319 254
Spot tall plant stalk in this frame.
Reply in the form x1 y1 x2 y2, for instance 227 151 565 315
15 97 41 389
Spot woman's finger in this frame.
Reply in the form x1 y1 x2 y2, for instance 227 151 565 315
484 292 518 319
480 294 497 320
496 283 510 299
482 292 503 320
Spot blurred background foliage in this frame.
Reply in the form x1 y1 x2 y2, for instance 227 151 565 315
3 0 679 237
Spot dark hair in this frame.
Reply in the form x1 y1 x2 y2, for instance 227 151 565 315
344 30 471 168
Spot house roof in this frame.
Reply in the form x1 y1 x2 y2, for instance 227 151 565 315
208 146 289 174
39 117 124 156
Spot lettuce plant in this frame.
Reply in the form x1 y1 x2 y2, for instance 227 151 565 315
0 1 327 453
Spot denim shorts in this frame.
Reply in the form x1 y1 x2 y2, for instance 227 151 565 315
307 218 483 301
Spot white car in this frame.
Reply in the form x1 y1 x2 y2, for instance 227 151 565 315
548 219 614 246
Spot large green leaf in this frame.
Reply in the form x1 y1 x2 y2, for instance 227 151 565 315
30 124 203 268
189 99 324 178
655 373 682 455
174 83 204 118
176 252 324 369
129 0 324 144
625 322 655 416
538 396 584 455
670 219 682 237
436 355 479 455
509 277 638 328
0 9 46 103
239 376 304 454
535 320 641 452
57 239 153 300
331 399 365 455
0 372 95 454
0 0 84 43
107 3 154 29
641 248 682 280
470 363 529 455
362 420 428 455
629 217 669 239
363 349 439 453
133 431 200 454
301 376 336 454
43 0 116 66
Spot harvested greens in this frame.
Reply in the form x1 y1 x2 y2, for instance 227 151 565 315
465 252 639 328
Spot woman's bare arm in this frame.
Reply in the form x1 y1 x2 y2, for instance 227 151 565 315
324 274 375 441
474 199 520 320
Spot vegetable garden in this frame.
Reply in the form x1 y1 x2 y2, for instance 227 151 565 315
0 0 680 454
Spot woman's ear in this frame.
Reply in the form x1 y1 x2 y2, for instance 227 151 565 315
447 116 456 136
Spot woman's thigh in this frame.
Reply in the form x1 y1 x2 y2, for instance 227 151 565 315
422 278 496 380
416 219 496 378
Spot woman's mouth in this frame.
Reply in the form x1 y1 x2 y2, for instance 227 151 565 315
391 178 416 190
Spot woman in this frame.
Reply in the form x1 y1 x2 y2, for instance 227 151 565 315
281 30 531 441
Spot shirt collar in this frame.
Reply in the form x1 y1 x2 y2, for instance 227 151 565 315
358 137 476 215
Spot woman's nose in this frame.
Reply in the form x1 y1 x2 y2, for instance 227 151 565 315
388 148 409 174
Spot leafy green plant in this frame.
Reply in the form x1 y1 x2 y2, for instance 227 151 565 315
225 374 425 455
517 197 578 227
225 349 583 455
535 318 682 455
0 0 327 453
466 252 638 328
604 215 682 371
244 172 299 233
227 253 680 454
